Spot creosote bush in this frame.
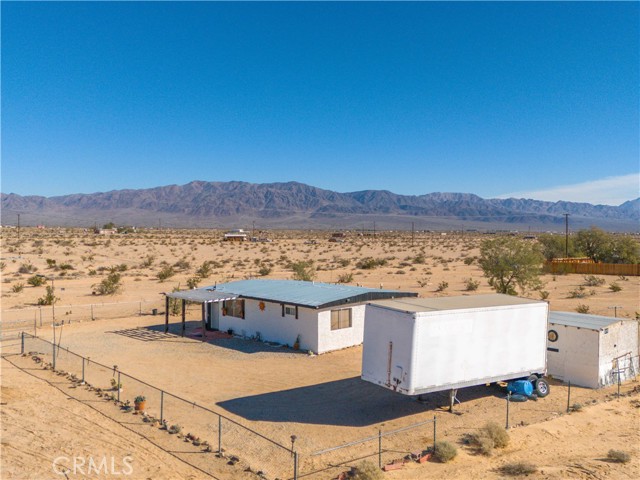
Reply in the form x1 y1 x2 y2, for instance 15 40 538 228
94 272 123 295
498 462 538 476
433 441 457 463
465 421 509 456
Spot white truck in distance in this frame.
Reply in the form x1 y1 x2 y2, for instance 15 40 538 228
361 294 550 409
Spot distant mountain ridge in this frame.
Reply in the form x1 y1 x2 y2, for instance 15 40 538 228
2 180 638 231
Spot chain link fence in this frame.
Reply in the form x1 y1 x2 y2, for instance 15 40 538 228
20 333 296 480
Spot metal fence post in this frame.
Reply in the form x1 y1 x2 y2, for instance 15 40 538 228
91 304 94 321
82 357 85 383
117 372 121 402
218 415 222 455
160 391 164 423
52 340 56 370
21 332 25 354
378 429 382 468
39 307 42 327
293 451 298 480
433 415 437 452
566 381 571 413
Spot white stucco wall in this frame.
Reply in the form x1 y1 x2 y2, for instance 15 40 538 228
316 304 366 354
547 324 601 388
214 299 319 352
598 320 639 387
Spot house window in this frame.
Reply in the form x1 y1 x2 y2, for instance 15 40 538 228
285 306 296 316
223 299 245 319
330 308 352 330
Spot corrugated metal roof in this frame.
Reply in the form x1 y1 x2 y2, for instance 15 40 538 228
549 311 622 331
165 289 237 303
369 294 545 313
200 279 416 309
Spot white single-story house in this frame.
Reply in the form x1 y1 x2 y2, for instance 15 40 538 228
165 279 417 354
546 311 639 389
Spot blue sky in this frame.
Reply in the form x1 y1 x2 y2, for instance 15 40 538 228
2 1 638 205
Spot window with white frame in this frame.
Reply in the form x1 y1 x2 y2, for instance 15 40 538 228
330 308 352 330
223 299 245 319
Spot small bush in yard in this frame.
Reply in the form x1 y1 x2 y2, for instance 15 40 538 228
352 460 383 480
607 449 631 463
482 421 509 448
433 441 457 463
498 462 538 476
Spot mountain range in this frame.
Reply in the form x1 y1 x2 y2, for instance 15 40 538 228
2 181 638 231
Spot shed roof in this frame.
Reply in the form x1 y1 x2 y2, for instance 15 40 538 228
369 294 544 313
165 289 237 303
549 311 623 331
199 279 416 309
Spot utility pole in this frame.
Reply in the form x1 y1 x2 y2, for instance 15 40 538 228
563 213 570 258
17 214 21 255
411 222 415 247
608 306 623 318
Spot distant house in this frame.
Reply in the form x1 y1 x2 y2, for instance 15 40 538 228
223 229 247 242
546 311 639 388
165 279 417 354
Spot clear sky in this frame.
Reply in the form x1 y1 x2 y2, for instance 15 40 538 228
2 1 638 205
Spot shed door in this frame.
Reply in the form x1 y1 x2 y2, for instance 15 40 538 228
208 303 220 330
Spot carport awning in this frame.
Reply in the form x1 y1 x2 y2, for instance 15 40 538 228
165 289 237 303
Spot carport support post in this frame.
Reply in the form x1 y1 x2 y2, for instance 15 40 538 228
21 332 24 354
160 391 164 424
181 299 186 337
293 451 298 480
566 381 571 413
117 372 121 402
433 415 437 453
378 429 382 468
164 296 169 333
505 393 511 429
82 357 85 383
218 415 222 455
201 303 206 342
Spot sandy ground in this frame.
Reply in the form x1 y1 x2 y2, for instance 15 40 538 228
1 228 639 479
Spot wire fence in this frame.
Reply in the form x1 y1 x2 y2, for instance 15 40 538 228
1 300 165 338
20 332 297 480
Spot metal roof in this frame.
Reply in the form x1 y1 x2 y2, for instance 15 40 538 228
198 279 417 309
369 294 545 313
165 289 237 303
549 311 623 331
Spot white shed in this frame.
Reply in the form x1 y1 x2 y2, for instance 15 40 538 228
547 312 639 389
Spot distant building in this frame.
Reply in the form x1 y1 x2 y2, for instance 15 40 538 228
546 311 639 388
223 229 247 242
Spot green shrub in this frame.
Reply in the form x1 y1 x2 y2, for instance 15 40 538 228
583 275 605 287
291 261 316 281
436 281 449 292
27 275 47 287
433 441 457 463
609 282 622 292
186 276 200 289
12 283 25 293
576 304 590 314
539 290 550 300
157 266 175 282
355 257 387 269
18 262 37 274
464 278 480 291
337 273 354 283
94 272 123 295
37 286 58 306
258 265 272 276
482 422 509 448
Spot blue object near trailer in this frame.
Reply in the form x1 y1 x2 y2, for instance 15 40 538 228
507 379 534 396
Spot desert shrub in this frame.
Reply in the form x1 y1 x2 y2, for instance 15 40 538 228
413 254 426 264
568 286 588 298
168 424 182 434
173 258 191 271
335 257 351 268
482 422 509 448
186 277 200 289
583 275 605 287
27 275 47 287
59 263 74 271
337 273 354 283
157 266 175 282
46 258 57 268
575 304 590 314
18 262 37 274
291 261 316 281
464 278 480 291
12 283 25 293
196 261 213 278
433 441 457 463
37 286 59 306
463 257 475 265
94 272 123 295
607 449 631 463
498 462 538 476
258 265 272 276
140 255 155 268
351 461 383 480
355 257 387 269
609 282 622 292
436 281 449 292
539 290 550 300
571 403 583 412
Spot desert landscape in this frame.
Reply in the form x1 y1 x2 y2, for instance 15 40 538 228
1 227 639 479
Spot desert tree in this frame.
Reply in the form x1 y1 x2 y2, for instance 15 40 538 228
479 237 543 295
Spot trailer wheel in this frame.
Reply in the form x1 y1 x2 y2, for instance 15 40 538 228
527 374 538 384
535 378 550 398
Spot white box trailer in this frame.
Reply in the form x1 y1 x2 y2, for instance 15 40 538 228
362 294 550 407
